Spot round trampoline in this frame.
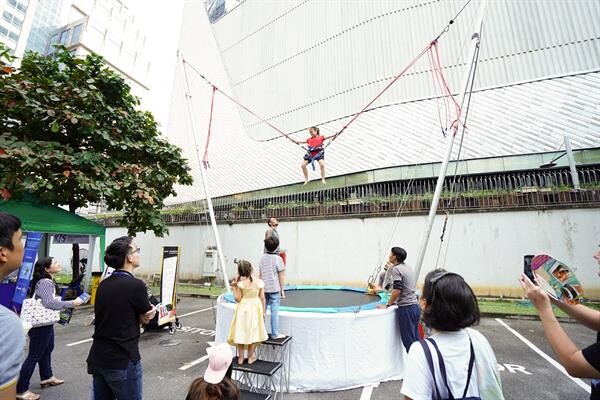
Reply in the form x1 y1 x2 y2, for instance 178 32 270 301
215 285 406 392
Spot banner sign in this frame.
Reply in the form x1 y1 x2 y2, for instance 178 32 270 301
11 232 43 311
52 234 89 244
159 246 179 326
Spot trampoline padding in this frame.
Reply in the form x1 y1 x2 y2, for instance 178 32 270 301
223 285 383 313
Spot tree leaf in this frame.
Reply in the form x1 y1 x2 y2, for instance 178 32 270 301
0 45 192 236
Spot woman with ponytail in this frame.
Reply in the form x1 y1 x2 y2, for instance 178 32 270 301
16 257 86 400
185 377 239 400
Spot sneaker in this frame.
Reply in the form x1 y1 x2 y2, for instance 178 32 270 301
270 334 286 340
16 391 41 400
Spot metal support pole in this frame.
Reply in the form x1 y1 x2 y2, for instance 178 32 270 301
179 52 231 292
413 0 487 282
564 136 580 190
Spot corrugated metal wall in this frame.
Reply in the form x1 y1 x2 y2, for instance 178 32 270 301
166 0 600 202
210 0 600 138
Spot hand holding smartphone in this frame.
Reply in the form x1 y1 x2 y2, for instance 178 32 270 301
77 293 91 303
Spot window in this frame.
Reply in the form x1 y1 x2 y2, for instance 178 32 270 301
71 23 83 43
46 33 59 54
206 0 226 23
2 11 12 23
0 23 18 42
8 0 27 14
2 11 23 28
59 29 70 44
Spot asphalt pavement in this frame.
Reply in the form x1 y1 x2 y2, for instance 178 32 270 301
27 297 596 400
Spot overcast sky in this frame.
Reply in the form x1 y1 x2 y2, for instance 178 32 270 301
124 0 187 130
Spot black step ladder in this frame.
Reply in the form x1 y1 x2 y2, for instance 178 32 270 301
233 335 291 400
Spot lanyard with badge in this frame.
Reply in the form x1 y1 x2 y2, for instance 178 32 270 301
112 270 134 278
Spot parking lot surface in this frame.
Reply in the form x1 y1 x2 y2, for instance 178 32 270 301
32 297 595 400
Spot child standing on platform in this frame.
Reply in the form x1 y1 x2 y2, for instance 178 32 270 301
227 260 268 364
259 235 286 340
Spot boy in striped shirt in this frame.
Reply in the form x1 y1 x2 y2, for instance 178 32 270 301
259 236 286 340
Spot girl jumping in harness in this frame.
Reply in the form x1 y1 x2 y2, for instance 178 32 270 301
295 126 335 185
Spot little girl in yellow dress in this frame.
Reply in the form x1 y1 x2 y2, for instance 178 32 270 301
227 260 268 364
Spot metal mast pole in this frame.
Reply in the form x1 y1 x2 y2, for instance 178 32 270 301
179 52 231 292
414 1 487 281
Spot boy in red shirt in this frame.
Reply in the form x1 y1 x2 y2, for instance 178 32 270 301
295 126 335 185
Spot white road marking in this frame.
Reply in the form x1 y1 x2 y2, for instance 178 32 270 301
65 306 215 347
66 338 93 347
359 385 373 400
503 363 532 375
495 318 590 394
178 306 215 318
359 382 378 400
179 355 209 371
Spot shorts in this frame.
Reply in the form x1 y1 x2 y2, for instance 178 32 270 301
303 152 324 161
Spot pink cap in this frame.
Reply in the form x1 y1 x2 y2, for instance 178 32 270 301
204 343 233 384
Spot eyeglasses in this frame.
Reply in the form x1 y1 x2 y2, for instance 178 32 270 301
129 247 141 255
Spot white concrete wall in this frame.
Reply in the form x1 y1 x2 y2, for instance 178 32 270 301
50 208 600 298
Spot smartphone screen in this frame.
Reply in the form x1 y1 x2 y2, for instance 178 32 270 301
78 293 91 303
523 255 535 282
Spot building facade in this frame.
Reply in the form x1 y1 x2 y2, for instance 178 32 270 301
25 0 61 54
164 0 600 202
41 0 151 101
0 0 37 58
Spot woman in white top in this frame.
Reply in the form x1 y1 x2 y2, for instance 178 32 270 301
401 269 504 400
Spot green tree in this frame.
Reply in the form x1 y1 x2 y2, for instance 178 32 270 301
0 45 193 279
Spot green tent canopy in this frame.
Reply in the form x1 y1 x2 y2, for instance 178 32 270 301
0 198 107 282
0 199 105 236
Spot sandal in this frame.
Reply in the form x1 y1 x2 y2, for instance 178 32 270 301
40 376 64 388
247 356 258 364
16 391 41 400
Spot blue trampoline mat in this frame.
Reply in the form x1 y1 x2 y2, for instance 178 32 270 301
223 285 384 313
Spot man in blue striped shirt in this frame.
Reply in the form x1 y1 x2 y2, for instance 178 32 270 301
0 212 25 400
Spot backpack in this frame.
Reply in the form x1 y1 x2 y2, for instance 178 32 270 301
419 337 481 400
